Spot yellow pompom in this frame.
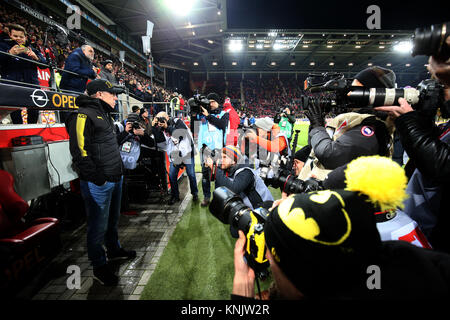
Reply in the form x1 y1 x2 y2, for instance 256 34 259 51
345 156 408 211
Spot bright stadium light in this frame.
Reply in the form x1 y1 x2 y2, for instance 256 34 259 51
229 40 243 52
393 41 413 53
164 0 197 16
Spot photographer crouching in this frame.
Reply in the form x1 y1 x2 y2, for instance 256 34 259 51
205 146 273 237
151 112 198 205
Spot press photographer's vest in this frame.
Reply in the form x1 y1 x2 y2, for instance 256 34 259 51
231 167 274 210
298 113 373 181
197 110 227 151
278 116 293 139
115 122 141 170
170 97 180 111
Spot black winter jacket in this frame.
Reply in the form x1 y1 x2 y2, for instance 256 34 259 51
395 111 450 253
65 95 123 185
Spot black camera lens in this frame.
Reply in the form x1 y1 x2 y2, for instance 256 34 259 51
209 187 247 224
132 122 140 129
412 22 449 59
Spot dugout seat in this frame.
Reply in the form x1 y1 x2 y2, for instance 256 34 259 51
0 170 61 294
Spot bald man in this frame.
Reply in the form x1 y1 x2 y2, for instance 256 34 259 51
60 44 99 94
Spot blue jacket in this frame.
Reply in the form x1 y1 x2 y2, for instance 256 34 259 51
0 37 46 85
59 47 96 93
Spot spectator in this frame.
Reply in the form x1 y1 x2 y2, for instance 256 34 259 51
59 44 98 93
0 23 46 124
99 59 116 84
65 79 136 286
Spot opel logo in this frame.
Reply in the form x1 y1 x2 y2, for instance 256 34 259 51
30 89 49 108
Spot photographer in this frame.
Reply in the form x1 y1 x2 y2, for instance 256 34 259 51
244 117 290 171
231 156 450 300
115 113 155 170
301 66 394 181
152 112 198 205
274 106 296 144
375 81 450 253
206 146 273 215
196 92 230 207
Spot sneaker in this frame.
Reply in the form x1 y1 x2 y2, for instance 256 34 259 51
93 264 118 286
201 198 210 207
192 194 199 202
168 196 180 205
107 248 137 261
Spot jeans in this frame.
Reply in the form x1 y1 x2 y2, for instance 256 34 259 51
80 177 123 268
169 154 198 199
199 151 212 199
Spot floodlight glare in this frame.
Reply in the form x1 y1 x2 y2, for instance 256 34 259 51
164 0 196 16
393 41 413 53
229 40 243 52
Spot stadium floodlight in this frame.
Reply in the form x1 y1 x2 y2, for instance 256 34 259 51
310 62 315 66
271 62 276 66
327 45 333 48
405 63 411 67
355 45 361 48
348 62 354 66
273 43 282 50
386 63 392 66
379 46 385 49
232 61 237 65
393 41 413 53
290 61 296 66
229 40 243 52
193 62 199 66
268 32 277 37
212 62 218 66
208 40 214 44
368 62 373 66
164 0 197 16
329 62 335 66
251 61 257 65
302 45 309 48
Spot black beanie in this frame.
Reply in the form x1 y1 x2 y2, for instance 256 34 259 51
355 66 396 88
294 145 312 162
207 92 222 105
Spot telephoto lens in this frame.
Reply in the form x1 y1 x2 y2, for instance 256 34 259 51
412 22 449 60
347 88 420 107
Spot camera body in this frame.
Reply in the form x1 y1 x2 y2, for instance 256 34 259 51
131 122 141 130
209 187 270 276
188 94 211 115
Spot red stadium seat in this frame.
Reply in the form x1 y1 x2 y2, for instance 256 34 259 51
0 170 61 294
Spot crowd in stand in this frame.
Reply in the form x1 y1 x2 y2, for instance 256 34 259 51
0 2 177 115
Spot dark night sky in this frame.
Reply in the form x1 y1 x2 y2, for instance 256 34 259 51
226 0 450 30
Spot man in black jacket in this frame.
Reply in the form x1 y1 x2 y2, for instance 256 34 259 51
65 79 136 286
301 66 394 181
376 89 450 253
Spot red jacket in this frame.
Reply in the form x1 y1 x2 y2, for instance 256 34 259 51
223 98 240 146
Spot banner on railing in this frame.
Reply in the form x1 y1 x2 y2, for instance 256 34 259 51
0 83 79 110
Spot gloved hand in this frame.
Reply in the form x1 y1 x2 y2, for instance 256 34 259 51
302 178 323 193
305 100 325 129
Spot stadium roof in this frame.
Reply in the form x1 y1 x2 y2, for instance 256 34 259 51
87 0 433 83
